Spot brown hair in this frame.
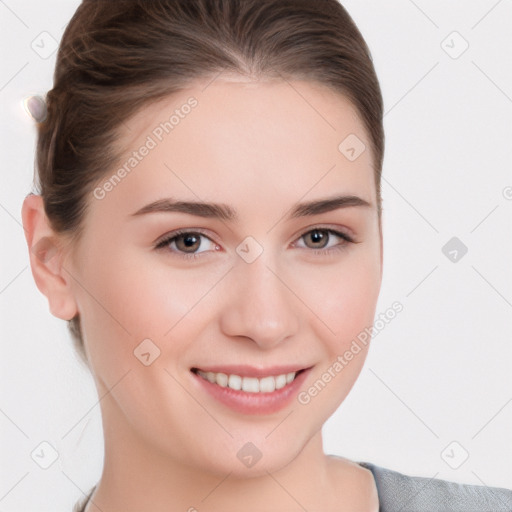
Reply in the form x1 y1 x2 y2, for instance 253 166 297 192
33 0 384 367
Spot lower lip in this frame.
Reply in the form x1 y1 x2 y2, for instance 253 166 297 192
191 368 311 415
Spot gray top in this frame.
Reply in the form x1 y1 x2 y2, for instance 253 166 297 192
358 460 512 511
73 461 512 511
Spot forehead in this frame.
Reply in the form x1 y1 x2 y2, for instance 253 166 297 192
97 77 376 218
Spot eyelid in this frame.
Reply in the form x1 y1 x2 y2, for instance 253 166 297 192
293 223 355 241
291 226 355 253
154 228 217 251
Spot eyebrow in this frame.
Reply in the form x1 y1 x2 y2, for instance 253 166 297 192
130 195 372 221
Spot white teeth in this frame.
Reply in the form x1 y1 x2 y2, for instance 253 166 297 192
275 374 287 390
242 377 259 393
228 374 242 390
216 372 228 387
259 376 275 393
195 369 299 393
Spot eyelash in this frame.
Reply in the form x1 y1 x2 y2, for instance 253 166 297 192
155 227 356 261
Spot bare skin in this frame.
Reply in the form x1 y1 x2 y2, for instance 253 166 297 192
22 75 382 511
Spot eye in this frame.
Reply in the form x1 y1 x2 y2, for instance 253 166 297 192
154 226 356 260
155 230 218 259
294 227 355 254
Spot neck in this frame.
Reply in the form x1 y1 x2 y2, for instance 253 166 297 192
86 388 335 512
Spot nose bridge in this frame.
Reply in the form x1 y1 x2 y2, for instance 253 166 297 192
219 249 299 348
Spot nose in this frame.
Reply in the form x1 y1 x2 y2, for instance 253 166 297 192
218 251 300 350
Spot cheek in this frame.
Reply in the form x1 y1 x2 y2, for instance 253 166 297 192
296 248 381 349
290 250 381 423
74 247 228 373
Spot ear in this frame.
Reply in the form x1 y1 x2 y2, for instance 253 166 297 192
21 194 78 321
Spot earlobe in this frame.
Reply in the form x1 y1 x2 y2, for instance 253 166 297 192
21 194 78 321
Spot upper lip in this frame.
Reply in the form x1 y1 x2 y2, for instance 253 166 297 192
191 364 311 378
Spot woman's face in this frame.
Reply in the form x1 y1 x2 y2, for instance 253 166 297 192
64 76 382 477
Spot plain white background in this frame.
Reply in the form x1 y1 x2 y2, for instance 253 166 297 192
1 1 511 510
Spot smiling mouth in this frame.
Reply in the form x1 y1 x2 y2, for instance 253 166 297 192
191 368 306 393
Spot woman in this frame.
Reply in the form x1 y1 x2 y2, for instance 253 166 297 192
21 1 512 510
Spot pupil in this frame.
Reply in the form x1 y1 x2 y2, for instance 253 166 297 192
178 233 199 252
308 230 327 248
184 235 197 247
312 231 322 242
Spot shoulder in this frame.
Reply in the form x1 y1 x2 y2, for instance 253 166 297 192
358 460 512 512
327 456 379 511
